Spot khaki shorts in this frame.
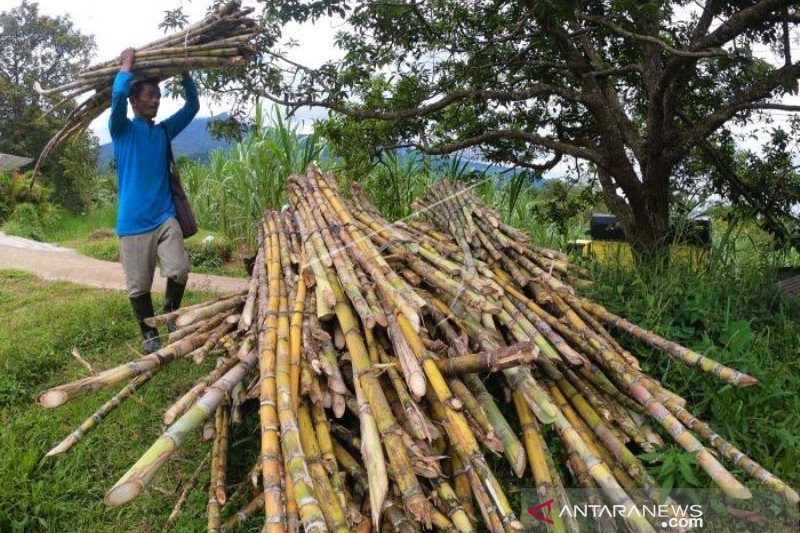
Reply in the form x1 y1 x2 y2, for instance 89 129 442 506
119 217 189 297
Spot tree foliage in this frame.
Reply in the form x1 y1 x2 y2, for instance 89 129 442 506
0 0 97 211
200 0 800 252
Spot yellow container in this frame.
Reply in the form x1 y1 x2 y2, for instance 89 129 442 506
567 240 709 273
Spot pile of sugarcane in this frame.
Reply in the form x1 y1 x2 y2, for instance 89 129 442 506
38 165 798 532
34 0 258 170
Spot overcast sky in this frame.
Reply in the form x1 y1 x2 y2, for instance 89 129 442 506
0 0 341 142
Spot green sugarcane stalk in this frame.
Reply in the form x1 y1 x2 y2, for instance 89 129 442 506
581 298 758 387
462 374 526 478
175 295 246 328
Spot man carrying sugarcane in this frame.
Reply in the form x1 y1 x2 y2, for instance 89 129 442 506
110 47 200 353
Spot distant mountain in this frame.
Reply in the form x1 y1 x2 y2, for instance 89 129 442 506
98 114 233 169
98 115 556 186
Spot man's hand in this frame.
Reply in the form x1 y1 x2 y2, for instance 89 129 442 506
119 48 135 72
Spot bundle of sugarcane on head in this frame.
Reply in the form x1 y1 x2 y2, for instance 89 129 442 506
34 0 258 171
37 164 797 532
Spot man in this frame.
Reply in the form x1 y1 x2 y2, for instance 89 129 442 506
110 48 200 352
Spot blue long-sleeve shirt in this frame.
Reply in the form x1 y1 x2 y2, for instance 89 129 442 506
109 71 200 236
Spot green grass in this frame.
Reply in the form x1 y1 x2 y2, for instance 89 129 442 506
0 271 260 532
579 257 800 490
39 204 118 243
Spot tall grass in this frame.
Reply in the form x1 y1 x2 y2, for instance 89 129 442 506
180 103 326 252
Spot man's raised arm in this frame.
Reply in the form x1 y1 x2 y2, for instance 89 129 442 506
109 48 135 139
161 73 200 140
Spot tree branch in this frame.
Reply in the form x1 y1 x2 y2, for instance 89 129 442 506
578 13 730 58
506 151 563 172
673 60 800 160
250 81 586 120
410 129 603 163
739 102 800 112
693 0 798 51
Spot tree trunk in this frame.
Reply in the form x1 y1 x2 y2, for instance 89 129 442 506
606 164 672 260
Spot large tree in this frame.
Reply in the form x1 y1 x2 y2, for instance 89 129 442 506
0 0 97 210
202 0 800 252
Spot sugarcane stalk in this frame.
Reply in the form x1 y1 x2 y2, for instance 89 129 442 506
39 328 215 407
444 377 502 454
434 341 535 375
311 403 357 523
657 388 798 504
512 391 569 533
581 298 758 387
104 335 259 506
211 402 230 506
238 249 261 330
163 347 242 425
221 491 266 532
46 366 163 456
176 296 246 328
259 215 287 532
297 404 350 532
274 266 328 532
325 269 429 525
208 466 222 533
290 256 307 413
375 342 439 443
586 337 753 499
147 291 243 328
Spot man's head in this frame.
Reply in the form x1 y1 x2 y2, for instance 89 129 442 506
129 79 161 121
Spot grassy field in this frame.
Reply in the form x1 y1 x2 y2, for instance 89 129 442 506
0 271 260 532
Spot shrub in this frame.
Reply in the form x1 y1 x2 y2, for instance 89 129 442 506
185 232 233 271
77 237 119 262
2 203 45 241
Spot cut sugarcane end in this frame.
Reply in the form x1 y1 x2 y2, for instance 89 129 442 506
38 390 68 408
104 481 144 507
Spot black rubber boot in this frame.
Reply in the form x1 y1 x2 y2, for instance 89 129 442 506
163 279 186 333
130 293 161 353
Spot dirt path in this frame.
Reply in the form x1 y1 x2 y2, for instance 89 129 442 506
0 232 248 294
